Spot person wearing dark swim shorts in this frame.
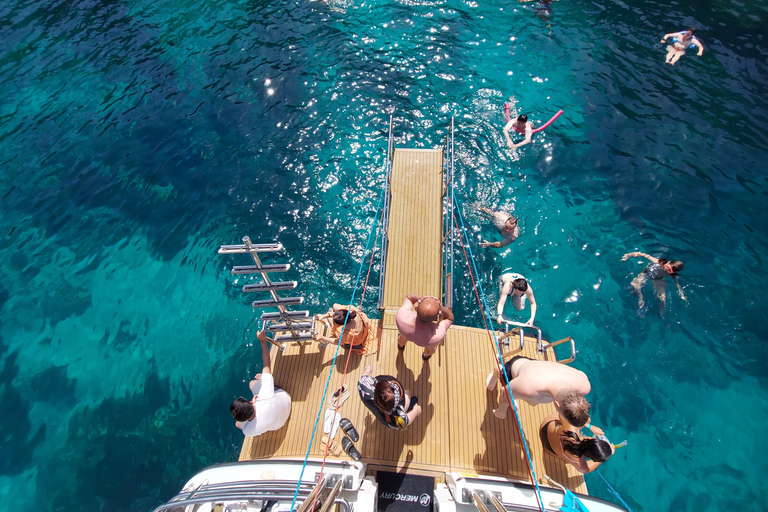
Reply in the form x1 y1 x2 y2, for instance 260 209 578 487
485 357 592 426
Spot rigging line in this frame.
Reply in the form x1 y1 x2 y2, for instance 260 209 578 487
289 185 387 511
595 471 634 512
308 199 385 512
450 210 544 512
450 190 546 512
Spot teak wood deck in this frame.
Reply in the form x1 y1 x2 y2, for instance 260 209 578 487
380 148 444 309
240 323 586 493
239 144 587 494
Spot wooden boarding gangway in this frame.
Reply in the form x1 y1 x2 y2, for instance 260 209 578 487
235 117 588 497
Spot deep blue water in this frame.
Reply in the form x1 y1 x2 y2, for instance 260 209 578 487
1 0 767 510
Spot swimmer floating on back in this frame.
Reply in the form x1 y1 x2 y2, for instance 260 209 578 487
661 28 704 66
622 251 687 316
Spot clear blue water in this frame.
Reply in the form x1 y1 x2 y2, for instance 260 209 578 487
1 0 767 510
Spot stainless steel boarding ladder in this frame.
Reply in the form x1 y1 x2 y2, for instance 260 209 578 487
499 320 577 364
219 236 314 350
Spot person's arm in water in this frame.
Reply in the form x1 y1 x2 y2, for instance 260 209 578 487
660 31 683 43
526 287 537 326
673 276 688 302
691 38 704 56
503 119 517 149
511 123 533 150
621 251 658 264
481 226 519 248
497 279 513 323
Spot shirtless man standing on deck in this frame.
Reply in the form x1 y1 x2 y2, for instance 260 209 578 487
395 294 454 361
486 357 598 431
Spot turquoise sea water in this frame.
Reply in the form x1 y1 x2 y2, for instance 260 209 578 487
1 0 767 510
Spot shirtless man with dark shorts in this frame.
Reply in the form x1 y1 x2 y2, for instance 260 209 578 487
486 356 597 430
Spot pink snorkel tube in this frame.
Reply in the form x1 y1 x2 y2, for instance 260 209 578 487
505 102 564 134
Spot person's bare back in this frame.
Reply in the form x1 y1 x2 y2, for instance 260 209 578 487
395 294 454 360
487 358 591 420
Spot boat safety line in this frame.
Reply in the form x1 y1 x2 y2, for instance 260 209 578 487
308 197 385 512
450 190 546 512
596 471 634 512
290 184 387 512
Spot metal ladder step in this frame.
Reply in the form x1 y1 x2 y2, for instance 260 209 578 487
252 296 304 308
232 263 290 275
274 332 314 343
218 242 283 254
266 322 313 332
242 281 297 293
261 311 311 321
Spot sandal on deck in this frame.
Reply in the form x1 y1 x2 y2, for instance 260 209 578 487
321 435 342 457
329 385 350 409
342 436 361 462
422 352 433 360
339 418 359 442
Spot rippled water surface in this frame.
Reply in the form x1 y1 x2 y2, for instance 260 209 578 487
2 0 767 510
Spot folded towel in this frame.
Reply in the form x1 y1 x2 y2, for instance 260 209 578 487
323 409 341 438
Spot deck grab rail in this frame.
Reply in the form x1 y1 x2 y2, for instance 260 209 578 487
442 116 456 310
377 115 394 309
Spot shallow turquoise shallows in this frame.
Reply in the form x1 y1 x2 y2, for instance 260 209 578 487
1 0 767 510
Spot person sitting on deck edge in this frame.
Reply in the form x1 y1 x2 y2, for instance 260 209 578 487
539 412 614 474
357 365 422 431
395 294 454 361
230 328 292 437
313 303 374 354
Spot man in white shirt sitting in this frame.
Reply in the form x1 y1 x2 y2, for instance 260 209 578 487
230 329 291 437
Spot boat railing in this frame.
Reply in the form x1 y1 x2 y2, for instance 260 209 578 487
442 116 455 310
152 479 351 512
541 336 577 364
219 236 314 350
499 320 577 364
377 115 394 310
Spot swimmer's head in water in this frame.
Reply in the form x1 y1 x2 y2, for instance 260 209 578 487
512 278 528 293
658 258 684 274
517 114 528 124
333 309 357 325
556 389 591 427
505 216 519 230
417 297 441 323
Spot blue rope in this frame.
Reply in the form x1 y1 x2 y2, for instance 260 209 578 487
595 471 634 512
451 189 546 512
289 184 387 511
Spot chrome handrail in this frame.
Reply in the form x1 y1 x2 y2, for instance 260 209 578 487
500 319 542 351
541 336 577 364
442 116 455 310
377 114 394 310
154 479 351 512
